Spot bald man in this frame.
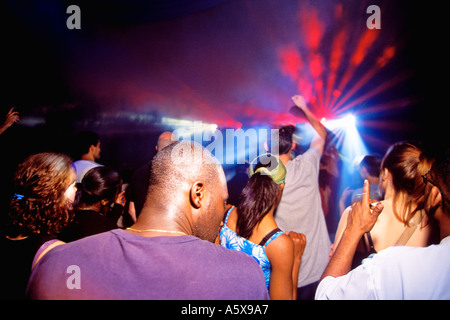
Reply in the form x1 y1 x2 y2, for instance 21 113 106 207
155 131 177 151
127 131 178 222
27 141 269 300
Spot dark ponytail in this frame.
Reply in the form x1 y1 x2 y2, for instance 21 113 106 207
75 166 122 208
236 160 282 239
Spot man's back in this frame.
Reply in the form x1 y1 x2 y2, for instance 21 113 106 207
316 237 450 299
27 229 269 300
275 148 331 287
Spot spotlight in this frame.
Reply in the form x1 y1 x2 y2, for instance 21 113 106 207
342 114 356 127
321 114 356 130
320 113 367 167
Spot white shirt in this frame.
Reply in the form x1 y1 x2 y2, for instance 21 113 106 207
72 160 103 183
315 236 450 300
275 147 331 287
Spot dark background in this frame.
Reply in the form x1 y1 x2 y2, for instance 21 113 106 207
0 0 447 182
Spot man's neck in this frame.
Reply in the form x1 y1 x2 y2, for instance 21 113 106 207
129 202 192 238
278 153 291 165
81 154 95 161
126 219 188 238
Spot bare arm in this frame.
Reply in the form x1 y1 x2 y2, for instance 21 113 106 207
320 180 384 281
265 234 296 300
0 107 20 135
291 95 327 154
265 232 306 300
330 206 351 258
287 231 306 299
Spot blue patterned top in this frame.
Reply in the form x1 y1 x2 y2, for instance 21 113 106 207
219 207 284 290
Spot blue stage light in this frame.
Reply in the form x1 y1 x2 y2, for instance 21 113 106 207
321 113 367 168
321 113 356 130
342 114 356 127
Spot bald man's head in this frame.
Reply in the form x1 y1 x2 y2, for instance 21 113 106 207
156 131 178 152
145 141 228 242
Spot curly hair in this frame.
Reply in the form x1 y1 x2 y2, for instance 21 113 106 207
7 153 75 237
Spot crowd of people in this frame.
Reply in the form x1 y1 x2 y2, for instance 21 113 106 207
1 95 449 300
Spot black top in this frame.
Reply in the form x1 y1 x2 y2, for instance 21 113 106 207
0 233 56 300
259 228 282 246
127 161 152 218
58 209 119 242
351 232 377 269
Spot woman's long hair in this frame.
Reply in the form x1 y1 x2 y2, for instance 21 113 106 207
236 155 283 239
7 153 75 237
381 141 434 226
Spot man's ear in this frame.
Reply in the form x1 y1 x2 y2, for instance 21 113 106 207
291 140 297 150
89 144 96 154
190 181 205 209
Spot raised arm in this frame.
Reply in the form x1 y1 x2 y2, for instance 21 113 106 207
320 180 383 281
291 95 326 154
0 107 20 135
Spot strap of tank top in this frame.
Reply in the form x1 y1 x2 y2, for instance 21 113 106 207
259 228 282 246
222 207 234 225
366 232 375 251
395 210 425 246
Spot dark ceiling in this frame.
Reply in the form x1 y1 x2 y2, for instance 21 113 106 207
0 0 447 170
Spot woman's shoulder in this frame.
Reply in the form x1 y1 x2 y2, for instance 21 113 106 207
265 232 292 252
264 232 293 265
